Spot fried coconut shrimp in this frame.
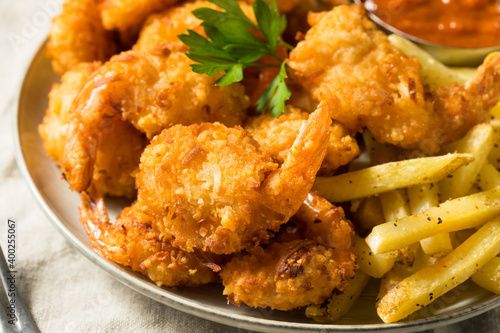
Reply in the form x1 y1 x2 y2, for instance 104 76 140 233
39 62 147 198
100 0 180 31
61 49 249 193
287 4 500 153
133 0 215 52
245 105 359 174
47 0 119 74
134 1 257 52
220 192 356 310
137 103 332 254
80 188 220 287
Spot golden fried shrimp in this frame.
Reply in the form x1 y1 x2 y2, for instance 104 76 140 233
220 191 356 310
245 105 359 174
100 0 180 31
80 188 220 287
242 0 300 13
39 62 147 198
137 103 332 254
287 5 500 153
134 0 256 52
61 49 249 192
47 0 118 74
133 1 223 52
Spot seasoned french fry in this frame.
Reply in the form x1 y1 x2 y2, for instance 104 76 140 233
362 131 397 165
365 187 500 254
487 119 500 168
489 102 500 120
376 219 500 323
476 162 500 191
388 34 466 89
314 154 474 203
408 183 453 257
305 269 371 323
352 196 385 234
408 183 439 214
471 256 500 294
379 189 410 221
412 248 439 272
418 233 452 258
377 263 413 303
354 235 397 278
440 124 493 200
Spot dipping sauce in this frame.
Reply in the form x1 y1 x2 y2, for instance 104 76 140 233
364 0 500 48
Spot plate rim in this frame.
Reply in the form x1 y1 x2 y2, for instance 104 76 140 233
13 38 500 333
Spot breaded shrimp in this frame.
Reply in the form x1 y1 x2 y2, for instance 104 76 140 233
288 5 500 153
80 188 220 287
134 1 256 52
245 105 359 174
137 103 332 254
47 0 118 74
242 0 300 13
220 191 356 310
39 62 147 198
99 0 180 31
133 1 215 52
61 49 249 192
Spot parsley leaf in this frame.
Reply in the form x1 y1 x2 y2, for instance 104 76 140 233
178 0 293 116
255 62 291 117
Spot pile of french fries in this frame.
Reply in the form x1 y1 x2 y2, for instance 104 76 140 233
306 35 500 324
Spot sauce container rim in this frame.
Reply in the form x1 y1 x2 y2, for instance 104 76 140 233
352 0 500 66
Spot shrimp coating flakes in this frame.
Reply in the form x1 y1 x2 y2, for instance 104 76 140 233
47 0 119 74
80 189 220 287
221 192 356 310
137 103 331 254
61 49 249 193
100 0 180 31
134 1 257 52
246 105 359 174
39 62 147 197
288 5 500 153
133 0 214 52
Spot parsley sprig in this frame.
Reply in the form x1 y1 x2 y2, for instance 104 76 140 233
178 0 292 117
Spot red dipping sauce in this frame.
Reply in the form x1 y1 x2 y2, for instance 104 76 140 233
364 0 500 48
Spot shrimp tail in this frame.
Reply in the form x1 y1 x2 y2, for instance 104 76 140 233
261 101 332 220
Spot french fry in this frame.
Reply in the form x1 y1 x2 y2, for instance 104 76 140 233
440 124 493 200
449 67 475 81
471 256 500 294
489 102 500 120
314 154 474 203
365 187 500 254
379 189 410 221
377 263 413 303
362 131 397 165
305 269 371 323
476 162 500 191
352 196 385 234
376 218 500 323
412 248 439 272
388 34 466 89
354 235 397 278
408 183 453 257
487 119 500 168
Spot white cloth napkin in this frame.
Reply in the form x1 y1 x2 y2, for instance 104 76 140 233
0 1 498 332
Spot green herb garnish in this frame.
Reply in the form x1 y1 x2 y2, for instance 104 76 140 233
178 0 293 116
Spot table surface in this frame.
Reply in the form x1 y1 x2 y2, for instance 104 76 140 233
1 1 499 332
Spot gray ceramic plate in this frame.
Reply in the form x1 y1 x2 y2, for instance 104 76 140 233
14 40 500 332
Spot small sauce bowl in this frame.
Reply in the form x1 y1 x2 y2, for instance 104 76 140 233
354 0 500 67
